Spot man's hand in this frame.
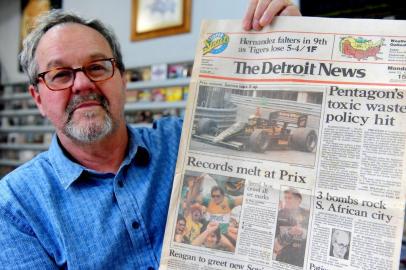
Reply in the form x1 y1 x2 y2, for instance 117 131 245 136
242 0 301 31
206 221 219 233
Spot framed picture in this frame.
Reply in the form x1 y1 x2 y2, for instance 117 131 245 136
131 0 191 41
19 0 62 71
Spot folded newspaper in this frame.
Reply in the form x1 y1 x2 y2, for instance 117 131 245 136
160 16 406 270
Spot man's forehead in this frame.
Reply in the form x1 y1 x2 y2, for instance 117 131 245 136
36 23 113 68
44 53 111 69
334 231 350 242
336 234 350 242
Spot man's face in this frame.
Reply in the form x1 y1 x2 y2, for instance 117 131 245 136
31 23 126 143
204 232 218 248
191 209 201 222
229 218 238 229
283 192 301 209
187 177 194 188
332 232 350 259
176 219 186 234
211 190 224 205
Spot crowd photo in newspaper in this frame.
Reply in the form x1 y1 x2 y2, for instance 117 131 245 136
174 172 244 252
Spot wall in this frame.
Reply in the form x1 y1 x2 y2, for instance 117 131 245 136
0 0 299 84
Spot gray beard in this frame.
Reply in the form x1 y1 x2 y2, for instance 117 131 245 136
63 93 117 143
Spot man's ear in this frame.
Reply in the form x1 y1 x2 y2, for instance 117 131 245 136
29 84 46 117
121 71 127 88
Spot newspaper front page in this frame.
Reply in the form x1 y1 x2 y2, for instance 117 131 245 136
160 16 406 270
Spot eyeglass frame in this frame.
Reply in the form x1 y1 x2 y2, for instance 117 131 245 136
333 240 350 249
35 58 117 91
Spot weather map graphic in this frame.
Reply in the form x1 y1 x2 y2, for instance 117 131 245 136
339 36 384 61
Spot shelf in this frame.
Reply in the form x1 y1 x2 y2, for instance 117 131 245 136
0 76 190 171
125 101 186 111
0 125 54 133
0 123 165 168
0 143 49 151
126 77 190 90
0 122 161 135
0 159 24 167
0 100 186 117
0 110 181 133
0 92 31 101
1 82 28 87
0 108 40 116
0 78 190 102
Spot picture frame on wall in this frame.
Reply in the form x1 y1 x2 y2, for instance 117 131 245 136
19 0 62 72
131 0 191 41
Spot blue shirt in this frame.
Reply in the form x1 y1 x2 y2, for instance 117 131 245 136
0 117 182 270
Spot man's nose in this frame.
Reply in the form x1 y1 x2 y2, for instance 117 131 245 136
71 70 96 93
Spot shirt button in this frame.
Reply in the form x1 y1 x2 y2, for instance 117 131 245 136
147 267 154 270
118 180 124 187
132 221 140 229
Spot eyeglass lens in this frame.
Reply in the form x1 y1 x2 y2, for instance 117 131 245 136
42 59 114 91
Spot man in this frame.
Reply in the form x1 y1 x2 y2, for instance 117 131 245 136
174 215 189 244
222 205 241 249
274 188 310 267
184 202 205 243
0 1 300 268
191 221 235 252
202 186 243 234
330 229 351 259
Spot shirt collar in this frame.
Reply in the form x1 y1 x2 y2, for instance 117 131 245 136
121 126 150 168
48 126 150 189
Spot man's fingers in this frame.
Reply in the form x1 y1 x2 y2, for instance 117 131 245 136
259 0 295 27
252 0 272 30
260 0 301 27
280 5 301 16
242 0 259 30
243 0 301 31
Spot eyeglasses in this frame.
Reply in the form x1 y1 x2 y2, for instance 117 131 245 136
333 241 349 249
36 58 116 91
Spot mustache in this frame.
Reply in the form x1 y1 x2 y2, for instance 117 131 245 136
65 93 110 124
66 93 109 114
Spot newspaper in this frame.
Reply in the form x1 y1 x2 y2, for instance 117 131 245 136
159 16 406 270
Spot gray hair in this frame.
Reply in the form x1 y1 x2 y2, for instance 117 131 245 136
19 9 125 86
